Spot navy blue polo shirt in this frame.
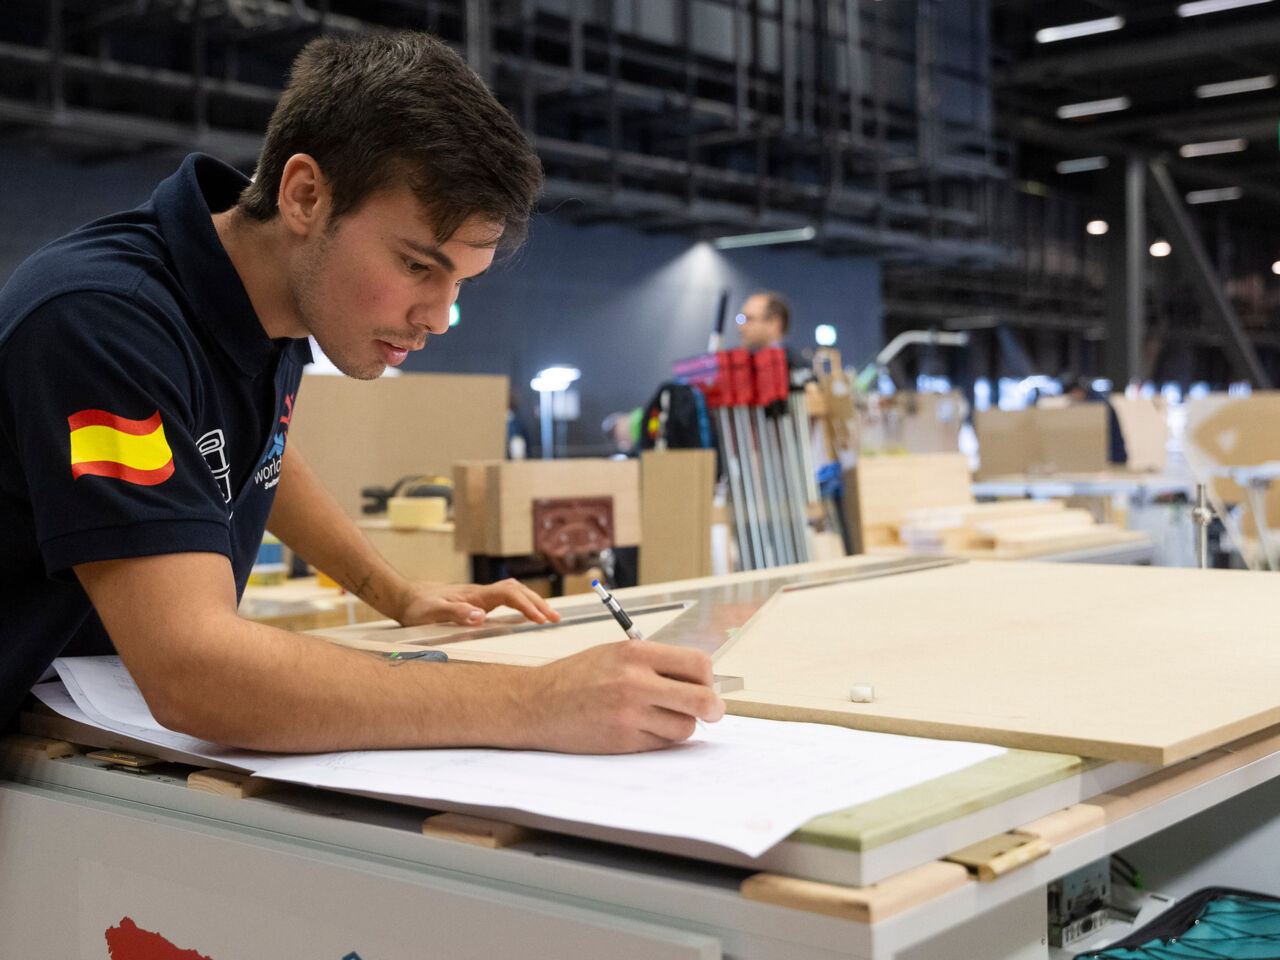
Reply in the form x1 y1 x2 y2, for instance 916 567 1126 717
0 153 312 724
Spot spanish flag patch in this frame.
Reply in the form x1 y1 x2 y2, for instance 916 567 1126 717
68 409 175 486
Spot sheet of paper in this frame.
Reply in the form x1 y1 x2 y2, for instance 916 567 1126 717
44 656 1005 857
260 718 1004 857
50 657 277 770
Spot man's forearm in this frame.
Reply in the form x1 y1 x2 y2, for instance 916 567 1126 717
266 442 411 619
142 611 539 752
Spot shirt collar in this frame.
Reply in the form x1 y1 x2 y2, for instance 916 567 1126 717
152 154 310 375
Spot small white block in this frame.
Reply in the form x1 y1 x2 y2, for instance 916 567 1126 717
849 683 875 703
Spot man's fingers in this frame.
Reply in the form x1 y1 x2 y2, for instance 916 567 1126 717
631 641 714 686
640 706 701 744
488 579 556 623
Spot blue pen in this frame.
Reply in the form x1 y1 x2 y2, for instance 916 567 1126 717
591 579 646 642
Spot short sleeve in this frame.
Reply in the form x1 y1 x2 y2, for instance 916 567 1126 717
0 290 233 577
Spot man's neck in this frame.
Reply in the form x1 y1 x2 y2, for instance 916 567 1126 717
211 208 304 340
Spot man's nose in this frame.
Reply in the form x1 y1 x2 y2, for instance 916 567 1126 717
409 301 451 336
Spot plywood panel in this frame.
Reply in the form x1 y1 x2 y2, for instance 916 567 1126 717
715 561 1280 765
287 372 508 519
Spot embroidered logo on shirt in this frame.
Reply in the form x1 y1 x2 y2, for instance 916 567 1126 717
253 391 295 491
197 428 233 503
68 409 174 486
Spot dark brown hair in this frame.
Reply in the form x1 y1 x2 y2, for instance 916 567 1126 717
238 32 542 249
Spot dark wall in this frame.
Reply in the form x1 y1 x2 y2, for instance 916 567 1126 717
405 217 882 454
0 145 883 455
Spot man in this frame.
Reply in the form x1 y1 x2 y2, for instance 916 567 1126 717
736 291 791 353
0 33 723 754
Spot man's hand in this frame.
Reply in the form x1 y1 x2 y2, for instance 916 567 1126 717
519 640 726 753
395 577 561 627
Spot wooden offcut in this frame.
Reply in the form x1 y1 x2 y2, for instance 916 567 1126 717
0 733 75 760
422 812 532 848
739 861 969 924
944 832 1049 881
715 561 1280 766
188 768 277 799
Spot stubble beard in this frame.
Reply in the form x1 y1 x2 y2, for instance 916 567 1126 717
290 230 385 382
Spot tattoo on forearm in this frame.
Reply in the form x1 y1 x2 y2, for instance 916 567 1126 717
348 572 376 603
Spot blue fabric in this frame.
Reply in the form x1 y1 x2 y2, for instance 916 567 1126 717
1087 895 1280 959
0 154 311 724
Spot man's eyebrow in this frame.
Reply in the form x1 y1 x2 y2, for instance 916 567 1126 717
401 238 456 273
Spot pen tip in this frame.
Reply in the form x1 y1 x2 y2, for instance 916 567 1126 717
591 579 600 587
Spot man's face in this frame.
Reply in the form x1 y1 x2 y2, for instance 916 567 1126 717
737 294 781 352
290 185 500 380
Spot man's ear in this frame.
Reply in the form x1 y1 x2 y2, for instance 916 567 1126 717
277 154 332 237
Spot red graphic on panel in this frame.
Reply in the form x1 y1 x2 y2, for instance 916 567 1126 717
105 917 213 960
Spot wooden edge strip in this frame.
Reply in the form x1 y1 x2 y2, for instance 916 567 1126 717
421 812 533 849
187 768 277 800
1013 804 1106 848
1089 748 1240 824
739 862 969 924
944 832 1050 882
0 733 76 760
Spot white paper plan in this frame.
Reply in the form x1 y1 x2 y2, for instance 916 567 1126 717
45 655 1005 857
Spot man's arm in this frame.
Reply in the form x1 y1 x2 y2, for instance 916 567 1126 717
266 442 556 626
74 551 724 753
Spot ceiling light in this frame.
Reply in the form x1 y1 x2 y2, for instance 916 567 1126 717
1035 16 1125 43
1178 138 1248 157
1177 0 1272 16
713 226 816 250
1186 187 1244 203
1150 240 1172 257
1056 96 1131 120
1272 261 1280 275
1196 74 1276 98
1086 220 1109 235
1056 156 1110 174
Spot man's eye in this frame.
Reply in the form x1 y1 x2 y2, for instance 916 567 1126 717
405 258 430 274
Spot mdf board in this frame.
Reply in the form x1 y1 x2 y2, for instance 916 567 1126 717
453 458 640 556
856 453 972 530
640 449 715 585
975 406 1108 478
287 372 508 519
715 561 1280 766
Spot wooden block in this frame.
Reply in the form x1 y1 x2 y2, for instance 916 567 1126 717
187 768 277 799
421 812 532 848
640 449 715 585
945 832 1049 881
1013 804 1106 848
739 861 969 924
358 521 469 583
0 733 76 760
